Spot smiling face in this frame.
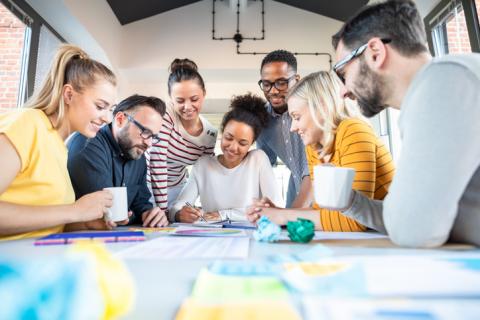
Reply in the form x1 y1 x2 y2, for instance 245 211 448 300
170 80 205 121
260 61 297 113
220 120 255 167
288 95 323 146
65 78 117 138
335 40 388 117
115 106 163 160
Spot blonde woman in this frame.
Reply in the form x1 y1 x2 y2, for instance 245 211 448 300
0 44 118 239
247 71 395 231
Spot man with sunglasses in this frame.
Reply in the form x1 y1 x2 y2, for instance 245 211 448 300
67 94 169 229
332 0 480 247
254 50 312 208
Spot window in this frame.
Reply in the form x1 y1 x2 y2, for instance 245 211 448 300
426 0 480 55
0 0 64 110
35 25 62 91
0 1 30 112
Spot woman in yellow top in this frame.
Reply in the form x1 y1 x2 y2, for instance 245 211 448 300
0 45 118 240
247 71 395 231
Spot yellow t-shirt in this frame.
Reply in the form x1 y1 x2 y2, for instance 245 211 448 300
0 109 75 240
307 118 395 231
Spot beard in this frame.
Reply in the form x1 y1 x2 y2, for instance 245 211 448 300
353 61 389 117
266 93 288 114
117 126 148 160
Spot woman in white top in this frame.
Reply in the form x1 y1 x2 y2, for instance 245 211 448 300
147 59 217 212
170 94 281 222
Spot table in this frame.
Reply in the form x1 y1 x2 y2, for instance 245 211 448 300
0 231 478 320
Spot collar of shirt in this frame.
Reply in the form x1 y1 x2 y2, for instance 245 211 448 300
102 124 125 159
265 102 288 119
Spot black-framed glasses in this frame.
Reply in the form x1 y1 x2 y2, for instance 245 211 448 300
123 113 161 144
258 75 296 92
333 38 392 84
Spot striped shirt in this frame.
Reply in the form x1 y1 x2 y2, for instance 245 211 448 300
307 118 395 231
146 104 217 211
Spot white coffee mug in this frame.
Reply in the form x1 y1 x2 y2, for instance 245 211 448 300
104 187 128 222
313 164 355 210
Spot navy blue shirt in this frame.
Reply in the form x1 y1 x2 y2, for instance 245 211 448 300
67 124 153 223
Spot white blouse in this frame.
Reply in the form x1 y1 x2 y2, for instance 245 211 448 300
169 149 281 221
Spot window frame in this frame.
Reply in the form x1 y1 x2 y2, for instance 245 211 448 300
1 0 65 102
425 0 480 55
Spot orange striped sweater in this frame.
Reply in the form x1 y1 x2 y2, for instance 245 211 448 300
307 118 395 231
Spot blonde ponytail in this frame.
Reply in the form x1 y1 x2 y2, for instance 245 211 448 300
24 44 116 129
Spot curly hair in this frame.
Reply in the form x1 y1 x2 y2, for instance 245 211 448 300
260 49 297 72
221 93 269 141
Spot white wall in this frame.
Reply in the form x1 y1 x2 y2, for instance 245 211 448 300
116 0 342 107
26 0 441 116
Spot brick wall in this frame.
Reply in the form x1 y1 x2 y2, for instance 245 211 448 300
446 0 480 54
0 3 26 113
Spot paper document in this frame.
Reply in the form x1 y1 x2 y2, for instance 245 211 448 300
282 255 480 298
303 297 480 320
172 226 248 237
116 237 249 259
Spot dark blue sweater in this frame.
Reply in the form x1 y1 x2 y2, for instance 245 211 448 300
67 124 153 223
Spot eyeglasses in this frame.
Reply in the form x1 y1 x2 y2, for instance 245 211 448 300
333 38 391 84
123 113 161 144
258 75 296 92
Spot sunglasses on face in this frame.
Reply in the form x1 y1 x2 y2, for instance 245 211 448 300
123 112 161 144
333 38 392 84
258 75 296 92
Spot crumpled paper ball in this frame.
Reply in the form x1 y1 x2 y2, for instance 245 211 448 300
253 216 281 242
287 218 315 243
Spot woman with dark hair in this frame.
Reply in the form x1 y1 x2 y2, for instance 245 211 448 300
147 59 217 217
170 94 281 222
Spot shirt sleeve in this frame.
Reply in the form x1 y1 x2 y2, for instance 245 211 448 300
169 164 200 222
380 62 480 247
0 111 37 172
316 121 380 232
147 112 172 211
298 143 310 178
67 134 113 199
257 150 282 206
256 136 278 166
129 163 153 219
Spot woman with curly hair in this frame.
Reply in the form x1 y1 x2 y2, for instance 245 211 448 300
170 94 281 222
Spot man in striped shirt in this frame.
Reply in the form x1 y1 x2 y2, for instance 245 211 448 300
256 50 312 208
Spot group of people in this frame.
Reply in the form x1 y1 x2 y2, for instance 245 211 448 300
0 0 478 248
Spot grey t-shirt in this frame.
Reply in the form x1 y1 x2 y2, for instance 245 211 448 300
343 54 480 248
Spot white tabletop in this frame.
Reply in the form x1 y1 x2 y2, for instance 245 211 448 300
1 231 478 320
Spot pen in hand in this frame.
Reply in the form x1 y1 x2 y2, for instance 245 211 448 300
186 202 207 222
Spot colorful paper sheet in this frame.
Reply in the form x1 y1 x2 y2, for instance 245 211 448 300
172 226 247 237
128 227 176 234
176 298 301 320
192 269 288 301
34 231 145 245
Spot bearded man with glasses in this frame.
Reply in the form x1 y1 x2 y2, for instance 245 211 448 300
67 95 169 229
332 0 480 248
251 50 312 210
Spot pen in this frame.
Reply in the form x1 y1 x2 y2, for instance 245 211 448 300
185 202 207 222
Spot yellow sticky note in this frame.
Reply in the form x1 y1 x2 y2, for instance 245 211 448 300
69 241 135 320
176 298 301 320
